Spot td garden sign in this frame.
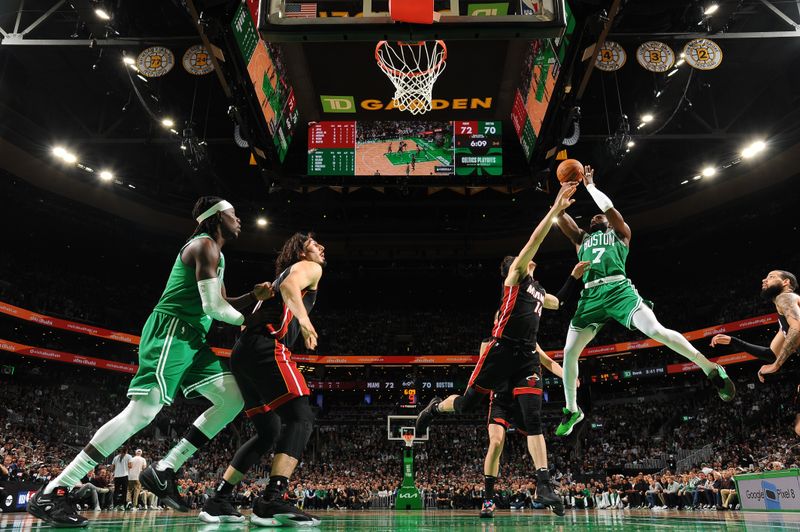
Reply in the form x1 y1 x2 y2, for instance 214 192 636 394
321 95 494 113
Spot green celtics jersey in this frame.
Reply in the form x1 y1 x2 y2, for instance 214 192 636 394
152 234 224 336
577 229 628 283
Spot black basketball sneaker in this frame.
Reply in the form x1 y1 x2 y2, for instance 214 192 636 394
251 496 321 527
415 396 442 436
27 486 88 527
198 493 245 523
139 464 190 512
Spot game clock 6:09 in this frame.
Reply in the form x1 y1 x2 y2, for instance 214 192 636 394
454 121 502 176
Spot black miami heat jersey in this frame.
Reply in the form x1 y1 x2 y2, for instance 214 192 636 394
491 275 545 345
246 265 317 349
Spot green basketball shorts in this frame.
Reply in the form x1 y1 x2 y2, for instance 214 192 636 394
570 278 653 331
127 311 230 405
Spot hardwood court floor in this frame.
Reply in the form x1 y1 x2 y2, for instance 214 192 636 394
3 508 797 530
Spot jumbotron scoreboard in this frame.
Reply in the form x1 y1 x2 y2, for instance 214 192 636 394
307 120 502 176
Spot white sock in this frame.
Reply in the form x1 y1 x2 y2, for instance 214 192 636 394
157 438 198 471
631 306 716 375
45 451 97 494
562 326 597 412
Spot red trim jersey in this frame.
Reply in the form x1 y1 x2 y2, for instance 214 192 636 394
246 265 317 349
491 275 545 345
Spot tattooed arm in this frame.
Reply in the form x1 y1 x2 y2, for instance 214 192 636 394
758 292 800 383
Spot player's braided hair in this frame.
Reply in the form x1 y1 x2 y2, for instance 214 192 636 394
777 270 798 292
190 196 226 240
276 232 314 276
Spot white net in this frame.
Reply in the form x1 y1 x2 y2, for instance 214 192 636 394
375 40 447 115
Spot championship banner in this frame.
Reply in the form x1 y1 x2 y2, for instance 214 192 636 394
0 300 777 362
636 41 675 72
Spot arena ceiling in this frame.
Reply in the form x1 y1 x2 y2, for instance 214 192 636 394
0 0 798 257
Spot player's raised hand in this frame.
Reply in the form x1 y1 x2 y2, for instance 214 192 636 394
710 334 731 347
555 181 578 211
252 282 274 301
571 261 591 279
758 363 779 383
299 317 319 350
582 165 595 185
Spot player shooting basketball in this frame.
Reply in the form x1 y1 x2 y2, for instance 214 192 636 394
553 165 736 438
416 182 582 517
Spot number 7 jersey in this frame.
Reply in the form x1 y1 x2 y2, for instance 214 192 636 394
577 229 629 283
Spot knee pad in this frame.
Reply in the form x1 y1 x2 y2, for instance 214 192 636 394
275 398 315 459
251 411 282 451
517 394 543 435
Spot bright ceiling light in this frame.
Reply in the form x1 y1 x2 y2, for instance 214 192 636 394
161 118 174 128
692 175 702 181
701 167 716 177
641 114 654 123
52 146 67 158
122 56 135 65
257 217 268 227
667 69 679 77
704 3 719 15
675 59 685 67
741 140 766 159
62 152 77 164
99 170 114 181
627 141 635 148
94 8 111 20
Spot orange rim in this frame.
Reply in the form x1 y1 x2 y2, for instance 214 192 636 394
375 40 447 78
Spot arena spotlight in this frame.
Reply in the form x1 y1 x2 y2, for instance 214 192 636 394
641 114 654 123
742 140 766 159
675 59 685 67
99 170 114 181
701 166 716 177
94 8 111 20
257 217 268 227
627 141 635 148
52 146 67 158
122 56 135 65
704 3 719 15
161 118 175 128
667 69 679 77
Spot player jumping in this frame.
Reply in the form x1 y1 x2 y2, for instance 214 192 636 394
416 183 580 517
554 167 736 438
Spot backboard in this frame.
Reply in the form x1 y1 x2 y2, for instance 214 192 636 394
258 0 567 42
387 414 430 444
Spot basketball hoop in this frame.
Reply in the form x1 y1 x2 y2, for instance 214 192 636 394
401 432 415 448
375 40 447 115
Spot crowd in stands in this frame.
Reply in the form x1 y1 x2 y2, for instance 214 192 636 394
2 356 798 513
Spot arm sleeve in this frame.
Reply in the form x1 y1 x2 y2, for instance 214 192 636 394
585 183 614 212
554 275 580 309
197 277 245 326
728 336 775 362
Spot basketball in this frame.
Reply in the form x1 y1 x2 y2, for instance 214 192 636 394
556 159 585 183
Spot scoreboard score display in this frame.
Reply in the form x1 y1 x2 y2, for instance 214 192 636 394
307 120 502 176
453 121 502 176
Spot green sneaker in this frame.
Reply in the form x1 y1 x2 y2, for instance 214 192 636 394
708 364 736 402
555 407 584 437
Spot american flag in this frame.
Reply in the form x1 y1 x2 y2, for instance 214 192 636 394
285 3 317 18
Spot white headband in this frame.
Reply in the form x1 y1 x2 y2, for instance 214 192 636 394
196 200 234 223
